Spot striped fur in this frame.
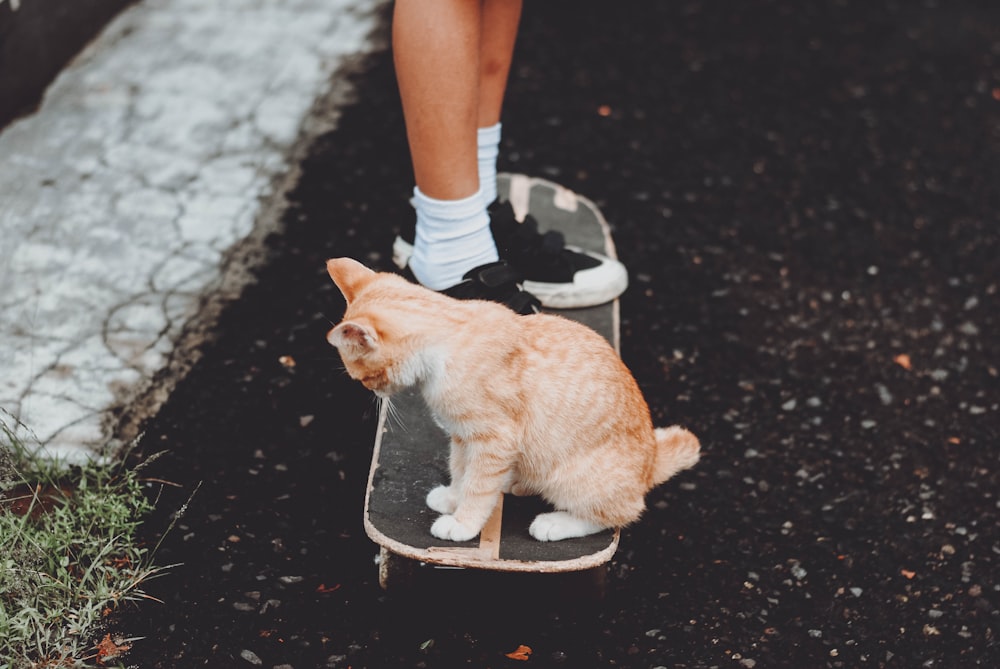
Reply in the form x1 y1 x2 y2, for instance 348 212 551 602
326 258 699 542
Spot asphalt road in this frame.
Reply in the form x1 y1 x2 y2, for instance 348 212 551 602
131 1 999 667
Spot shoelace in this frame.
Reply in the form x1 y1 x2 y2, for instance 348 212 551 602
442 261 540 314
495 213 571 268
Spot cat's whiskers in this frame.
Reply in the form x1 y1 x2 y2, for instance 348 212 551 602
378 394 407 433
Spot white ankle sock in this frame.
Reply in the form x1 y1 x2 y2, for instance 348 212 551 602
477 123 502 205
409 186 498 290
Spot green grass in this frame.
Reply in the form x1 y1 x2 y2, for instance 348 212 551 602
1 412 172 668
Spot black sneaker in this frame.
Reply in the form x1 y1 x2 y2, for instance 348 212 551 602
487 200 627 308
402 261 540 315
393 201 627 309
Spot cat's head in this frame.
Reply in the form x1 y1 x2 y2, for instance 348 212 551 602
325 257 430 397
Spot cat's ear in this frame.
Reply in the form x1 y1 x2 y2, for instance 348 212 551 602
327 257 376 304
327 320 378 352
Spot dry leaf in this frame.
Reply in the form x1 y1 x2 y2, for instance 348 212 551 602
96 633 131 664
505 644 532 661
901 569 916 579
279 355 297 369
893 354 912 370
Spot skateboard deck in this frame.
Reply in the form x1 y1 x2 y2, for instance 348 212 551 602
365 174 622 591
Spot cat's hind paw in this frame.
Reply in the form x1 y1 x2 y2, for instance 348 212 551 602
529 511 605 542
502 479 535 496
426 485 459 514
430 514 479 542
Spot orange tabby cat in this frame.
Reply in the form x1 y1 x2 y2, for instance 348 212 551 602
326 257 700 542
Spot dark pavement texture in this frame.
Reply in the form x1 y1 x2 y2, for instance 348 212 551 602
131 1 999 667
0 0 135 128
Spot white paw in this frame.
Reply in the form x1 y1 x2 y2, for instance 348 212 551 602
430 514 479 542
426 485 458 514
529 511 604 542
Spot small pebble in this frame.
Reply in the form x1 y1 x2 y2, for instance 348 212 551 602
240 649 263 666
958 321 979 335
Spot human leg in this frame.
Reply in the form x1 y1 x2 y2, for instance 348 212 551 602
393 0 481 201
393 0 498 290
392 0 627 309
477 0 523 204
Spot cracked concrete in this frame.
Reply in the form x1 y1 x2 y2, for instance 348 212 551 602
0 0 383 461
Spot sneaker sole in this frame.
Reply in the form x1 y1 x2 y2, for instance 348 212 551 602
392 235 413 271
522 250 629 309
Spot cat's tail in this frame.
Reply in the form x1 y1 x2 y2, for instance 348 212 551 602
652 426 701 485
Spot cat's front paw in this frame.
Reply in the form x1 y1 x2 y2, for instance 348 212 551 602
529 511 605 542
430 514 479 542
426 485 459 514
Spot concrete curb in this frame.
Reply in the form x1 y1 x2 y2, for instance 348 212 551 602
0 0 387 462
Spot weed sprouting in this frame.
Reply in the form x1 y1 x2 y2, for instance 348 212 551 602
1 410 172 668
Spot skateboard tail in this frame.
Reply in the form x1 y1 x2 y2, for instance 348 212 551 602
652 426 700 485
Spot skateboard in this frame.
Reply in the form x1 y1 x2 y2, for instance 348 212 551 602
364 174 622 594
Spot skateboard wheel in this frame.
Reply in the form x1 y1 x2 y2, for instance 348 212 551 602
377 546 416 591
